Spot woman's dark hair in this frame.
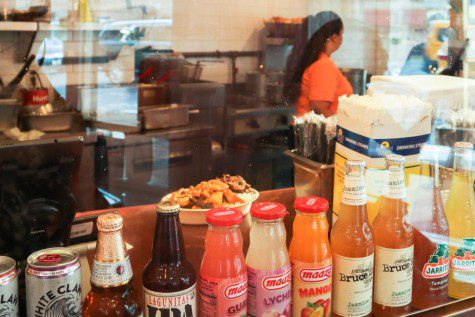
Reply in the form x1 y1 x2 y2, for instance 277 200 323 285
284 11 343 104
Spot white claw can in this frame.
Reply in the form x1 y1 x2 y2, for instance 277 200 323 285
0 256 19 317
26 248 82 317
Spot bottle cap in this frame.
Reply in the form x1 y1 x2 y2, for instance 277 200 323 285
385 154 405 167
294 196 329 213
250 202 287 220
157 201 180 214
97 213 123 232
454 142 473 150
345 160 366 170
206 207 243 226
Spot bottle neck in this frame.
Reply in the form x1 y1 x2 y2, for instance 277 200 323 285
152 212 186 265
382 167 406 200
341 172 367 206
454 150 473 176
206 225 242 250
96 229 128 261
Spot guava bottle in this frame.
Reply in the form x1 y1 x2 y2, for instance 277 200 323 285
331 160 374 317
409 149 449 309
446 142 475 299
246 202 291 317
373 155 413 317
199 207 247 317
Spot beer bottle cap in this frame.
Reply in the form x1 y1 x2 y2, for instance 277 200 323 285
97 213 123 232
206 207 243 226
454 142 473 151
156 201 180 214
294 196 329 214
251 202 287 220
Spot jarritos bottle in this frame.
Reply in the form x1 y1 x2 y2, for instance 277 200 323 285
290 196 332 317
83 213 139 317
142 202 197 317
247 202 291 317
409 148 449 309
199 207 247 317
373 155 414 316
331 160 374 317
446 142 475 299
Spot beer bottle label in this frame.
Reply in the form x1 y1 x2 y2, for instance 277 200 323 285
291 259 332 317
382 170 406 199
143 284 196 317
333 254 373 317
374 245 413 307
451 238 475 283
422 243 450 279
341 174 367 205
199 273 247 316
247 265 292 317
91 255 133 287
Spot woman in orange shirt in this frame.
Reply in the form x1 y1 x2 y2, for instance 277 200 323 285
285 11 353 117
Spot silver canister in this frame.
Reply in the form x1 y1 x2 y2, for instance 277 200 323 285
26 248 82 317
0 256 19 317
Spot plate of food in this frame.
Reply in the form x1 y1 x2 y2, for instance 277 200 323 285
162 175 259 225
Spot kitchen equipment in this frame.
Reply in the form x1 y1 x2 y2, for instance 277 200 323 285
284 149 334 225
22 70 49 106
138 84 168 107
0 99 19 131
0 55 36 99
20 112 75 132
245 72 266 98
140 104 189 130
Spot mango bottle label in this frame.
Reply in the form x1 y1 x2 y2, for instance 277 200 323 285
292 260 332 317
332 254 373 317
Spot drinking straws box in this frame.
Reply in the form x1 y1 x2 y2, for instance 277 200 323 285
333 93 433 224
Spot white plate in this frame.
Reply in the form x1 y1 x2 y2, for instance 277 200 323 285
162 189 259 225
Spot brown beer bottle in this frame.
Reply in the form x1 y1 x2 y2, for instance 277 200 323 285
142 202 197 317
83 213 139 316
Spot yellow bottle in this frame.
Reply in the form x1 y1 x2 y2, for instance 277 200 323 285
446 142 475 299
78 0 94 23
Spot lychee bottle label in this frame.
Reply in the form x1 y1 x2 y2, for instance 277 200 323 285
199 273 247 316
292 260 332 317
247 266 291 317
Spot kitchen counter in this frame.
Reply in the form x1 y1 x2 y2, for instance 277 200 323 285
74 187 475 316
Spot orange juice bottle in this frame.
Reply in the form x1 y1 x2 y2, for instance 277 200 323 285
446 142 475 299
290 196 332 317
373 155 413 316
331 160 374 317
199 207 247 317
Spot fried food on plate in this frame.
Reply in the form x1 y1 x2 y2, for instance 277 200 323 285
166 175 252 209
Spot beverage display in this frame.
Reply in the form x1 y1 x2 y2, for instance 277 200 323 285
246 202 291 317
331 160 374 317
0 256 19 317
446 142 475 299
373 155 414 316
83 213 139 317
142 202 197 317
199 207 247 317
409 149 449 309
290 196 332 317
26 248 82 317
